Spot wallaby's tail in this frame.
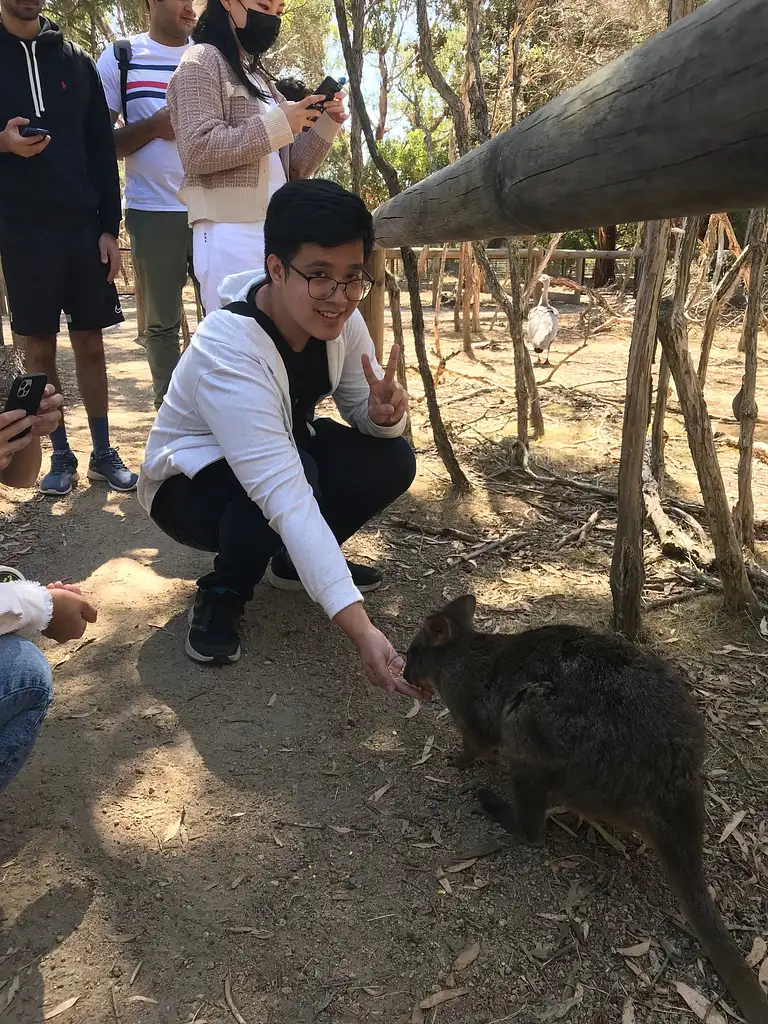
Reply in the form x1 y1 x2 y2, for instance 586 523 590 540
653 816 768 1024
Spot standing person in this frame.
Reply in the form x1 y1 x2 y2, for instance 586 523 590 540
138 180 425 700
167 0 347 315
0 0 139 496
97 0 197 410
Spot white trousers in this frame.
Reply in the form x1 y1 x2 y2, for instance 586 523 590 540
193 220 266 314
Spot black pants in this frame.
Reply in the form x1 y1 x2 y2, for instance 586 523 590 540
150 419 416 600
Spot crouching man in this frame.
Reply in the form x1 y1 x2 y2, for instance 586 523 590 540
138 179 427 699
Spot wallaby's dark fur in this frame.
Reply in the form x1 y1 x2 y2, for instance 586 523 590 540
404 595 768 1024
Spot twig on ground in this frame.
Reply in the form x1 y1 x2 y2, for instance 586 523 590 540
552 511 601 551
387 516 481 544
537 340 589 385
225 975 248 1024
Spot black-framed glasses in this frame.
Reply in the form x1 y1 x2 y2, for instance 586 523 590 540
283 260 373 302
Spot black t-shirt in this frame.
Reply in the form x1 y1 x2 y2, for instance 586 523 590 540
246 288 331 449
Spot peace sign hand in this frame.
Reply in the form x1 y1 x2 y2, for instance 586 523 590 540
362 344 409 427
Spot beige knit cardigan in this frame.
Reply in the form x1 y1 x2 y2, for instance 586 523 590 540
167 43 340 225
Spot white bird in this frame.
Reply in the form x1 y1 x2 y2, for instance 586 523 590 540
527 273 559 366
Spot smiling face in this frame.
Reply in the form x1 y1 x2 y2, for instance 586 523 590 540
148 0 197 41
1 0 43 26
265 240 366 341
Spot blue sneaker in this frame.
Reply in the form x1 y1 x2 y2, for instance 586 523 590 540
39 450 79 496
87 447 138 492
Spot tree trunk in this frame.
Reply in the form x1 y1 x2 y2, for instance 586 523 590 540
472 259 481 333
401 247 470 492
433 245 447 358
462 244 473 356
733 208 768 550
385 269 412 445
473 241 543 440
611 219 671 638
650 215 701 485
697 244 751 386
454 254 463 332
657 296 761 618
593 226 617 287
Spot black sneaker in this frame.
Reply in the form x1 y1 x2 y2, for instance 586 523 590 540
268 549 383 593
185 589 244 664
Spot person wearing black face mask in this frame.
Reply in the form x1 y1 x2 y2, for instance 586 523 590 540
167 0 347 315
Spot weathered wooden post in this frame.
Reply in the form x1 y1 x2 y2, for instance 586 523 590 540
360 248 386 362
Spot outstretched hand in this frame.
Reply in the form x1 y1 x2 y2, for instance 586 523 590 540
362 344 408 427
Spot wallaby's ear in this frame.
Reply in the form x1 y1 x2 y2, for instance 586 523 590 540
423 615 457 646
441 593 477 628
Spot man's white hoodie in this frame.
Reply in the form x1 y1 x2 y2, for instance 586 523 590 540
138 271 407 621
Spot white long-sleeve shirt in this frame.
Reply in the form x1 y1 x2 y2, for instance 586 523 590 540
138 270 407 621
0 582 53 638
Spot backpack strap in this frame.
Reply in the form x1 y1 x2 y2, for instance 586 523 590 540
113 38 133 123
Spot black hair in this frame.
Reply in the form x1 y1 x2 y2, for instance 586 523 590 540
264 179 374 273
192 0 269 101
275 76 310 101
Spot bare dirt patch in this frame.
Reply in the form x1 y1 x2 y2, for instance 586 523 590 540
1 290 767 1024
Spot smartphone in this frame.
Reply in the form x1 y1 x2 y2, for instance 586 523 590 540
20 126 50 138
308 75 345 111
3 372 48 439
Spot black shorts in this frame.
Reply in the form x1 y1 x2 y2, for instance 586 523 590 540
0 219 124 337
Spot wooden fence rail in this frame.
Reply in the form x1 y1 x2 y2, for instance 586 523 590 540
373 0 768 248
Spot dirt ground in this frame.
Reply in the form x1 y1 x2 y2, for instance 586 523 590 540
1 285 767 1024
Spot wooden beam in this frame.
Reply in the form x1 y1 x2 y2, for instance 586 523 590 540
373 0 768 247
384 248 638 261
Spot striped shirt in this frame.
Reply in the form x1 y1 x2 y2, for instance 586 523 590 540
97 33 191 212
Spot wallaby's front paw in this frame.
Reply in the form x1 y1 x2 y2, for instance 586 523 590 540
475 787 545 848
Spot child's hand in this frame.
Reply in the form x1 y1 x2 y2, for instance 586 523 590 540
43 587 97 643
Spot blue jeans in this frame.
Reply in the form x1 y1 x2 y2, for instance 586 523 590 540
0 634 53 790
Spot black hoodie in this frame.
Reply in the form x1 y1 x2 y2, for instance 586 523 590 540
0 17 121 237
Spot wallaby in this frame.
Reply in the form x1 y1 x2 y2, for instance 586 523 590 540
403 595 768 1024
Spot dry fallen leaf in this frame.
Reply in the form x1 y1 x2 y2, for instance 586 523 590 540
267 692 277 707
436 871 453 895
674 982 726 1024
3 975 19 1011
759 958 768 992
621 996 635 1024
747 937 767 968
125 996 158 1005
225 927 274 939
164 807 186 843
410 1004 425 1024
591 821 627 855
329 825 352 834
107 933 138 943
43 996 80 1019
617 939 651 958
412 735 435 767
540 983 584 1021
420 987 470 1009
452 941 480 971
719 809 747 844
445 858 478 874
406 700 421 719
231 874 246 890
371 781 392 803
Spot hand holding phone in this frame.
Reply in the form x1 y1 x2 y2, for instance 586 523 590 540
308 76 346 112
3 373 49 440
0 117 50 157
